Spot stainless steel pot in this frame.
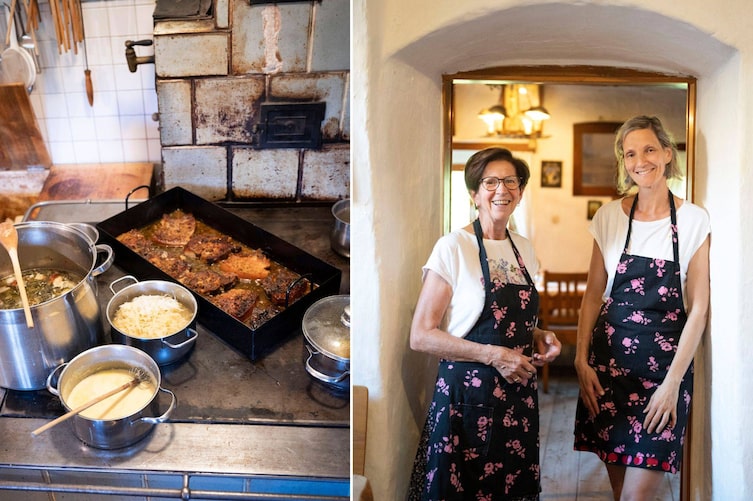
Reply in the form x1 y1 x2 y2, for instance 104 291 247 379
0 221 114 390
302 294 350 393
46 344 176 449
330 199 350 258
106 276 199 366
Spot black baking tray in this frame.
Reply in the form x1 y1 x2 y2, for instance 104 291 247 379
96 187 342 360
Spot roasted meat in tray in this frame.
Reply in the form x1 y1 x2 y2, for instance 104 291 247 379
97 187 341 360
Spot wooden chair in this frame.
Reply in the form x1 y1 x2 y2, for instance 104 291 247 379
538 271 588 393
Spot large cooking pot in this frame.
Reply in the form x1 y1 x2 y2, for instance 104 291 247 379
330 199 350 258
302 294 350 394
0 221 114 390
106 276 199 366
47 344 176 449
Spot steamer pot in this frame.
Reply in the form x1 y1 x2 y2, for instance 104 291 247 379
0 221 114 390
330 199 350 258
46 344 176 449
302 294 350 393
106 276 198 366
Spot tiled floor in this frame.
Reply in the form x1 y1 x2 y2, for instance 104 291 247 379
539 374 681 500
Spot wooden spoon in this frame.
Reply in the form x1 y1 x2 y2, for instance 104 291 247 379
0 221 33 328
31 368 150 436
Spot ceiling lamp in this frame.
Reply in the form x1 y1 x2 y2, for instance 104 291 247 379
478 105 507 135
524 105 551 121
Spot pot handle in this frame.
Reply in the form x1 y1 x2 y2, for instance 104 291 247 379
45 363 67 397
305 345 350 384
162 328 198 350
134 387 176 425
92 244 115 276
109 275 139 295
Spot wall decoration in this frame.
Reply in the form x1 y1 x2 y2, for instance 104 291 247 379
587 200 603 220
573 122 623 196
541 161 562 188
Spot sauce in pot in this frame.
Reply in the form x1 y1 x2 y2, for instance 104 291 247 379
66 368 156 420
0 269 81 309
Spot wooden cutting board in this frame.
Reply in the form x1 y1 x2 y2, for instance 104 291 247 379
0 83 52 170
39 163 154 201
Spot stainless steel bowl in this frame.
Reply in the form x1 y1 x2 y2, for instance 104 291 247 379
330 199 350 258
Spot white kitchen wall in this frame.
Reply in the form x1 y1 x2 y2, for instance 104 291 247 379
17 0 159 164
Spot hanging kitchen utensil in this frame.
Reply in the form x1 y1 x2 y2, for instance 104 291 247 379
0 6 35 91
0 220 34 328
79 0 92 106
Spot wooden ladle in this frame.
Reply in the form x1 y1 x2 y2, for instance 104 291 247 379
0 221 34 328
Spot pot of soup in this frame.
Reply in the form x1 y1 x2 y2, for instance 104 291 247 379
0 221 114 390
106 276 199 366
46 344 176 449
301 294 350 394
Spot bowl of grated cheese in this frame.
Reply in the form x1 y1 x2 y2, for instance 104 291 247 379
106 275 198 366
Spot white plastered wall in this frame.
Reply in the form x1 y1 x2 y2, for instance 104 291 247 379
352 1 752 500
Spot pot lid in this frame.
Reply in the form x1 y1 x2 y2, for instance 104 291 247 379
302 294 350 361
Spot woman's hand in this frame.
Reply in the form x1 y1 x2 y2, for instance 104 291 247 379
642 381 679 434
489 346 537 385
575 360 604 418
532 329 561 367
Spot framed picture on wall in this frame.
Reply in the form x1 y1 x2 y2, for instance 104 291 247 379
541 161 562 188
587 200 602 220
573 122 622 196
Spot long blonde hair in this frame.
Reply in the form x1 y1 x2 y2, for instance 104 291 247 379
614 115 682 194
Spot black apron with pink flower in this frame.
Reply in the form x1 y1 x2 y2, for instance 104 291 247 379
574 194 693 474
408 219 541 500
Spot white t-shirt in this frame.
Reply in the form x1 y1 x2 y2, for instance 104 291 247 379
590 198 710 306
422 228 539 338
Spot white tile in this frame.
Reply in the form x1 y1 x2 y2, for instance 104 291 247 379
145 113 160 139
48 142 77 164
90 90 121 118
311 0 349 72
123 139 151 161
194 77 265 144
276 4 311 73
42 94 70 118
120 115 148 140
97 139 126 162
156 80 192 145
93 116 124 140
143 88 159 114
46 118 74 142
37 66 66 94
66 92 97 118
90 66 118 92
108 6 140 38
86 36 115 67
300 144 350 199
135 5 156 37
155 33 228 78
162 146 228 200
231 148 298 199
146 139 162 163
83 7 114 38
69 118 98 142
118 89 147 115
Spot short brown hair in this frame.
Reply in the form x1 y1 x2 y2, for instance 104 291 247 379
464 147 530 192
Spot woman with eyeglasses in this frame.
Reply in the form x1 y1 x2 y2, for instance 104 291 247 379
407 147 562 501
573 116 710 500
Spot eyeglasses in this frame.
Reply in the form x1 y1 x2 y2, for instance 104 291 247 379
480 176 522 191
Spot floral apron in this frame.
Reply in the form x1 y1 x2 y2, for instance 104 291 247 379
574 193 692 474
408 219 541 500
